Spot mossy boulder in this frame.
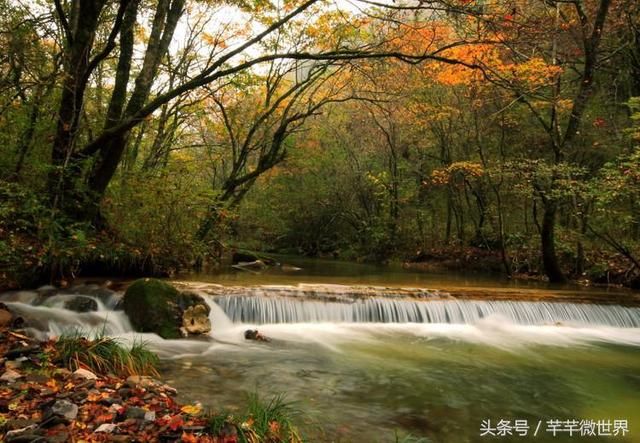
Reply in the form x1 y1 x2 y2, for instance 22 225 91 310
122 279 211 339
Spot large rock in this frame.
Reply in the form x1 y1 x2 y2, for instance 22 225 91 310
122 279 211 339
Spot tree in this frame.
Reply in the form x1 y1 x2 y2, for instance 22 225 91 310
43 0 486 226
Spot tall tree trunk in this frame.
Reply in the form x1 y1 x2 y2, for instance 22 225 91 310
85 0 184 224
541 201 566 283
49 1 106 206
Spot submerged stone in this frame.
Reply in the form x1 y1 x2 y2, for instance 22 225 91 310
64 296 98 313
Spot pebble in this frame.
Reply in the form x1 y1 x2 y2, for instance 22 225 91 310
95 423 119 433
51 400 79 420
73 368 98 380
125 407 146 420
126 375 156 389
4 424 38 439
0 368 24 383
5 419 37 430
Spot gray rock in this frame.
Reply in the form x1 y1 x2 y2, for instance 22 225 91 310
126 375 155 389
125 407 155 421
95 423 119 433
64 296 98 313
51 399 78 420
4 424 38 440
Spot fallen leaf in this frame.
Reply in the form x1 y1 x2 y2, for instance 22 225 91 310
169 415 184 431
180 403 202 416
181 432 198 443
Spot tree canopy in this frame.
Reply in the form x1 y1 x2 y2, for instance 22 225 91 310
1 0 639 288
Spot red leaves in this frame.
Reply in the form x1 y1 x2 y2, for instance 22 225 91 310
169 414 185 431
95 413 115 424
181 431 199 443
593 117 607 128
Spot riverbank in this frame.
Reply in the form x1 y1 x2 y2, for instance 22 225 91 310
0 307 302 443
402 246 640 290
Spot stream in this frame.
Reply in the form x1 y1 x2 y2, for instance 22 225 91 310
2 258 639 442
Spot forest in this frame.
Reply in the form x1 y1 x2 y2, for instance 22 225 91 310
2 1 640 442
1 0 639 289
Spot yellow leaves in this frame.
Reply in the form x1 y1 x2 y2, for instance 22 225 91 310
430 162 484 186
180 403 202 415
201 33 227 49
135 26 149 43
45 378 60 393
556 99 573 111
430 44 499 86
505 57 562 87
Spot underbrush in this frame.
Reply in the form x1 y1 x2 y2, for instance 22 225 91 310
0 180 210 290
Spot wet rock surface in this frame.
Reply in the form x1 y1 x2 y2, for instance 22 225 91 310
63 296 98 313
123 279 211 339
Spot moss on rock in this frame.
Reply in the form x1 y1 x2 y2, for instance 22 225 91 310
123 278 211 339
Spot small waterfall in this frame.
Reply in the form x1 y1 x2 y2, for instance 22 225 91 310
2 288 132 339
213 296 640 328
5 302 133 338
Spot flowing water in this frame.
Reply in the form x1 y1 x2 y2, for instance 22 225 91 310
2 261 640 442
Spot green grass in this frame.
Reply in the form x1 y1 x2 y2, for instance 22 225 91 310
208 393 303 443
55 331 159 377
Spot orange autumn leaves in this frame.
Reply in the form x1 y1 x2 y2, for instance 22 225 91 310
382 17 563 90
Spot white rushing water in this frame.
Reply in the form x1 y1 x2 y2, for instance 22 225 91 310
213 295 640 327
2 286 640 351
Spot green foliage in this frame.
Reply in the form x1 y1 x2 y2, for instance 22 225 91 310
55 331 159 377
243 393 301 440
0 179 183 288
207 393 303 443
104 167 222 269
